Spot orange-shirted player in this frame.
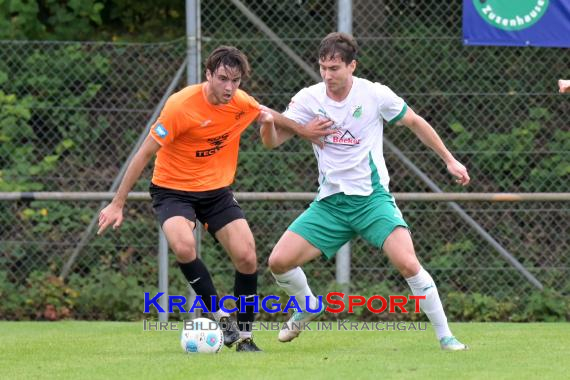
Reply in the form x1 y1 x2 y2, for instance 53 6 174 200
97 46 332 352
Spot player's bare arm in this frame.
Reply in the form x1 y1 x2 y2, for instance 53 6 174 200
97 135 161 235
260 113 334 149
258 108 292 148
397 107 470 186
559 79 570 93
266 108 333 148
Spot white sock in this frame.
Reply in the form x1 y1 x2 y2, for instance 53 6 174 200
405 267 452 340
212 309 229 321
239 331 252 339
272 267 317 311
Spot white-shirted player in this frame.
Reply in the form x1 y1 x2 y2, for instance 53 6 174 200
262 32 470 351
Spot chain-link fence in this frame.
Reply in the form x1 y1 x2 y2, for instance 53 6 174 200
1 1 568 321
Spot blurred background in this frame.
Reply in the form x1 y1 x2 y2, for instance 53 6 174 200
0 0 568 322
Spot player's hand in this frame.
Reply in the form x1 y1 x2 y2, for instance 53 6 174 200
559 79 570 94
300 117 334 148
446 159 470 186
257 108 274 125
97 202 124 235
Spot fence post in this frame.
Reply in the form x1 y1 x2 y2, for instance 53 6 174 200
185 0 202 320
158 227 169 322
186 0 201 84
338 0 352 34
335 0 353 298
336 242 351 298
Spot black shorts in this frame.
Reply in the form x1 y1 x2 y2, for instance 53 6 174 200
149 183 245 236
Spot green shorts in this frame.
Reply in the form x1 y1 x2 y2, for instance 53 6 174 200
288 189 408 259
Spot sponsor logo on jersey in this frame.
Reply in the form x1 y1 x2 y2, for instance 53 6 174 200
154 124 168 138
327 130 361 146
195 133 230 157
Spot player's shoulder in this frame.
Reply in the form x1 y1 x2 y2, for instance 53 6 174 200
293 82 324 100
232 88 259 109
354 76 386 91
173 83 202 99
232 88 254 102
354 76 375 87
167 84 203 108
355 77 399 100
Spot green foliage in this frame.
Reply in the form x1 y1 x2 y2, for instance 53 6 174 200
519 290 570 322
0 0 185 41
0 44 110 191
99 0 185 41
1 0 104 40
528 129 570 190
0 0 46 39
68 269 146 320
0 271 21 319
21 201 94 235
445 290 570 322
449 108 569 191
5 271 79 320
0 249 157 320
0 90 36 190
446 292 517 322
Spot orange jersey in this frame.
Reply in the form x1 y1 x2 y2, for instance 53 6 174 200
149 83 260 191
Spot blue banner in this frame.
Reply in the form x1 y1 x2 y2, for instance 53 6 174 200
463 0 570 48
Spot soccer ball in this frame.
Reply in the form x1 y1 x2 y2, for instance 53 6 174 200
180 317 223 354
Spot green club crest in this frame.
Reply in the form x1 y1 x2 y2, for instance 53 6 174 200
352 105 363 119
473 0 549 31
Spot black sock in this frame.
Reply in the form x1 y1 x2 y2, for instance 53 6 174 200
234 271 258 332
177 259 217 312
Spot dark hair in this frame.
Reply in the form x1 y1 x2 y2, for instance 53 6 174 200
318 32 358 64
205 46 251 79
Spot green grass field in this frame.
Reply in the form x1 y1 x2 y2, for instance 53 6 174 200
1 322 568 380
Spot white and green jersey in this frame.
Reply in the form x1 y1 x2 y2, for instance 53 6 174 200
283 76 408 200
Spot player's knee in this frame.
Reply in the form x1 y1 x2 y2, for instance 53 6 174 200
397 260 421 278
169 239 196 262
268 250 289 274
234 253 257 273
232 244 257 273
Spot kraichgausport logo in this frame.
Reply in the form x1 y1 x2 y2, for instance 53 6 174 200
144 292 426 314
473 0 549 31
